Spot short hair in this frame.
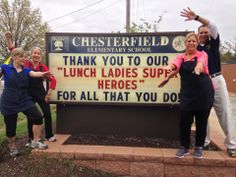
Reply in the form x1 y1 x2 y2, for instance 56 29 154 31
11 48 25 57
198 25 207 32
185 32 198 43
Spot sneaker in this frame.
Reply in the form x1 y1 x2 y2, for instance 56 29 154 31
193 147 203 159
25 142 31 148
9 148 20 157
227 149 236 157
175 147 189 158
47 136 56 142
30 140 48 150
203 144 210 150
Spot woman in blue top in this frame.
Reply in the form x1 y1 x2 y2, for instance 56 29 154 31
1 48 49 157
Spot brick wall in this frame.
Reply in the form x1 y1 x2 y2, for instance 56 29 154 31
222 64 236 93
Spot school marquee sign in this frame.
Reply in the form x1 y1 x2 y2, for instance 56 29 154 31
46 32 186 105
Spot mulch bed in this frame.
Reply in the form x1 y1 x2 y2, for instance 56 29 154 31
64 133 220 151
0 128 220 177
0 136 118 177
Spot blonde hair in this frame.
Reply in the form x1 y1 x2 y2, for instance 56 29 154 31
185 32 198 43
31 46 42 55
11 48 25 57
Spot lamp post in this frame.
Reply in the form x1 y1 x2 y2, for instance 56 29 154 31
126 0 130 33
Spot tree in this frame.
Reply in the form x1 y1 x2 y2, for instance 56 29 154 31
220 38 236 62
0 0 49 62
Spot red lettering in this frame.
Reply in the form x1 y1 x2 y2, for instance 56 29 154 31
157 68 164 77
97 79 137 90
142 68 174 78
63 67 96 77
101 68 138 78
111 80 117 89
64 68 69 77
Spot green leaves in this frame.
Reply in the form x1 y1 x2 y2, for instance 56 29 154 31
0 0 49 62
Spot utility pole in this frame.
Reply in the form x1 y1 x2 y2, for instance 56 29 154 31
126 0 130 33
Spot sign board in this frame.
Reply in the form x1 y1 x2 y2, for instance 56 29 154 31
46 32 187 105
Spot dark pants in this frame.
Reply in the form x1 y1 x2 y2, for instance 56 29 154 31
28 97 53 140
180 109 211 149
4 106 43 138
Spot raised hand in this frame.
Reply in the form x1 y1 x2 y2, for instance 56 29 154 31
4 31 12 40
180 7 197 21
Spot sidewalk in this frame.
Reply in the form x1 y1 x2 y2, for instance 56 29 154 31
208 92 236 151
230 93 236 138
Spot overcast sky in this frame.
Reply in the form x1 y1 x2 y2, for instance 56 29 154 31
31 0 236 42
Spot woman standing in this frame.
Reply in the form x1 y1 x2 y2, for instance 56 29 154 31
159 32 214 159
25 47 56 143
1 48 48 157
5 32 56 143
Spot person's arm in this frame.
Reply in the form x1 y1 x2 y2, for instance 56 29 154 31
41 65 56 90
180 7 209 25
158 69 178 88
194 62 204 75
194 51 209 75
4 31 15 51
180 7 218 39
29 71 51 78
206 21 218 40
158 54 183 87
45 74 56 102
165 63 177 71
158 63 179 88
45 88 53 102
40 65 56 102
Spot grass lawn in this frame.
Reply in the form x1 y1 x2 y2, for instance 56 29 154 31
0 105 56 143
